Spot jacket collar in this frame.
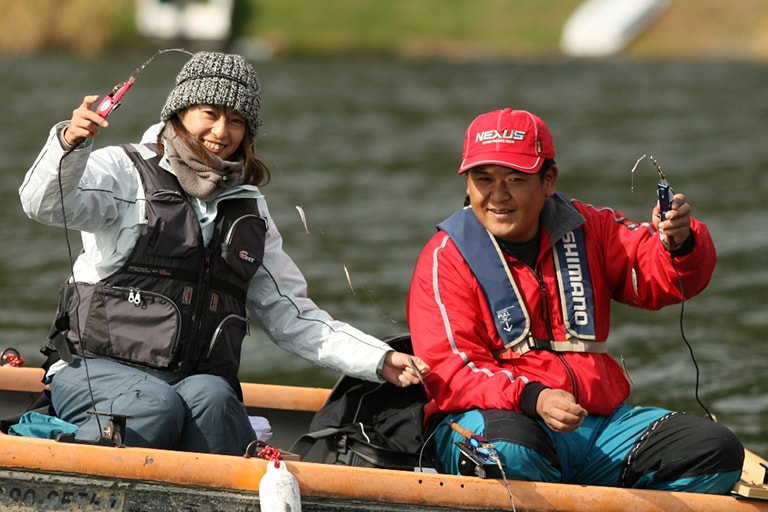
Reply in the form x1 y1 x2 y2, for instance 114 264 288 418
541 192 586 247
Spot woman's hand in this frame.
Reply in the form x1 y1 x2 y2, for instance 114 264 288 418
380 351 431 388
63 95 109 147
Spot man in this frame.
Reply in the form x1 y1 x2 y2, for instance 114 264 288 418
406 108 743 493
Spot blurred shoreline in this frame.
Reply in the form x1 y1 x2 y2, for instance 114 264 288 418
1 0 767 61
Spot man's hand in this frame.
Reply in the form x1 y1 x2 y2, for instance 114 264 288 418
653 192 691 251
380 351 430 388
63 95 109 147
536 388 588 432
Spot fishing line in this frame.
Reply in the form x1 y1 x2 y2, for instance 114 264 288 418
54 144 104 433
290 204 401 328
420 423 517 510
53 48 192 441
630 156 715 421
669 259 716 420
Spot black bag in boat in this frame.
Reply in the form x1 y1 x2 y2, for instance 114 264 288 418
290 333 433 471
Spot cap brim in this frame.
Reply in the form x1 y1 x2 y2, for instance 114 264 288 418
458 152 544 174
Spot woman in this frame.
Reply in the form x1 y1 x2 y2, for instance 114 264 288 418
19 51 427 455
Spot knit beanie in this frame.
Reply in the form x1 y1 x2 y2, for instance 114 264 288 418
160 51 262 138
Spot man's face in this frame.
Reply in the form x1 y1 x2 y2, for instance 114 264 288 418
465 165 557 242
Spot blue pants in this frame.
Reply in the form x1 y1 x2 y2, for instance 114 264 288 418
49 358 256 455
434 405 744 494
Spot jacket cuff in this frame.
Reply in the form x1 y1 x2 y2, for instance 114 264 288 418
670 232 695 257
375 350 391 382
520 381 549 419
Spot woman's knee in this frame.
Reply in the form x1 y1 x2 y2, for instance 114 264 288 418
51 359 184 426
113 381 186 448
174 374 251 437
51 361 186 448
172 375 254 454
174 374 243 416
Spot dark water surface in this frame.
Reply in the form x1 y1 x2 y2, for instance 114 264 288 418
2 54 768 454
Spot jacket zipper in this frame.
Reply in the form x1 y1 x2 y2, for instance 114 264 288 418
533 267 580 403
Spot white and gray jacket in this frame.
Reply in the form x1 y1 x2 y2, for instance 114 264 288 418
19 122 390 382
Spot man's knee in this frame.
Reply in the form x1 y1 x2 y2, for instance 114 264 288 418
435 409 561 481
622 412 744 493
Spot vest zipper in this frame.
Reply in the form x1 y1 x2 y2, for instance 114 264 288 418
128 288 141 306
117 285 181 346
119 286 178 316
192 245 215 343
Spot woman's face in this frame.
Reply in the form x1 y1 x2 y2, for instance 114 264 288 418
179 105 246 161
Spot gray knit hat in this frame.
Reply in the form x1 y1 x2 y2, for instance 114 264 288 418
160 51 262 138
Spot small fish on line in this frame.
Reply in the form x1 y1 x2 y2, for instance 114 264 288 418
295 205 310 234
343 264 355 295
629 154 647 193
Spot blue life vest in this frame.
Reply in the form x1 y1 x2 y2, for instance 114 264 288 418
438 196 605 356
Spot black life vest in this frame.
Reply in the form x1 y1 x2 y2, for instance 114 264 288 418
50 143 267 397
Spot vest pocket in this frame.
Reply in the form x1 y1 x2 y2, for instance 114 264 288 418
67 283 181 369
206 314 248 359
220 214 267 280
143 190 199 258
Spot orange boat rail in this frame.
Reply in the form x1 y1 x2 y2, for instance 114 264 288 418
2 365 768 511
0 365 329 411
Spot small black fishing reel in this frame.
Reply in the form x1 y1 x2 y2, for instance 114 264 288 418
56 411 133 447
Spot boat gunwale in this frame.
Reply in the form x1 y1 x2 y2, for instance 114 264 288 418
2 366 768 511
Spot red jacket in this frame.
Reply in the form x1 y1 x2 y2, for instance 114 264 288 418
406 196 716 423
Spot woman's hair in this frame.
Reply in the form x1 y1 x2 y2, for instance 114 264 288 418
157 111 271 187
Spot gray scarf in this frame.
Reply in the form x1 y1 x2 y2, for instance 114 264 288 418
162 124 245 200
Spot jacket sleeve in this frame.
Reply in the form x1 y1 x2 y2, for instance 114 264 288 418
19 122 140 233
244 197 390 382
407 233 530 415
581 201 717 309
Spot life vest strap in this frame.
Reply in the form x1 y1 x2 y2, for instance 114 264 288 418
495 337 607 360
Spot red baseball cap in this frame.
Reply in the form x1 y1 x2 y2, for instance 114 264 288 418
458 108 555 174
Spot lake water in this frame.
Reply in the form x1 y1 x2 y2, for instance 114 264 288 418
2 54 768 454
